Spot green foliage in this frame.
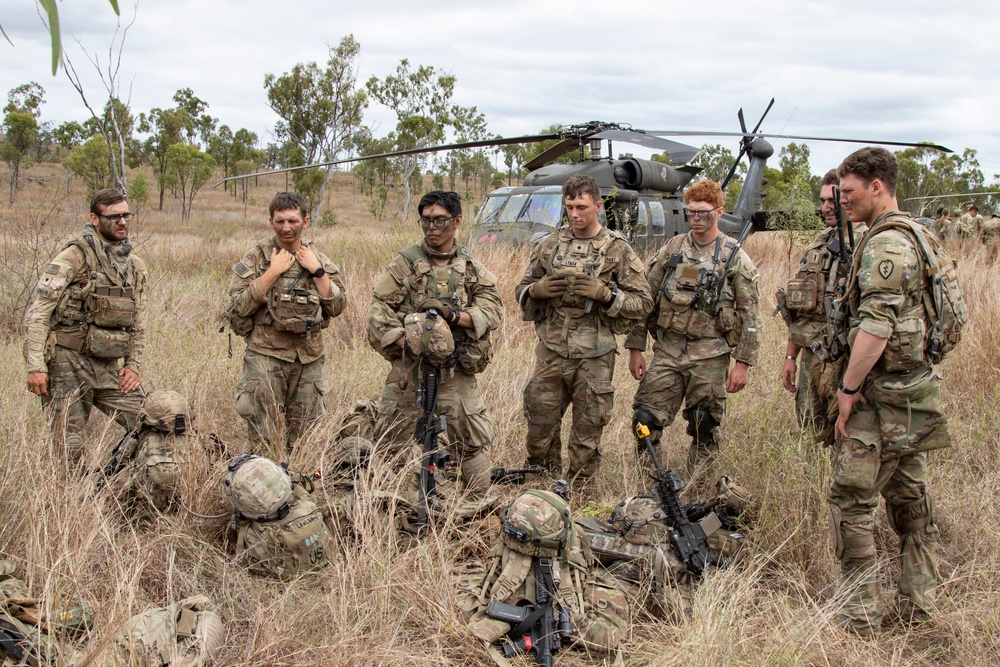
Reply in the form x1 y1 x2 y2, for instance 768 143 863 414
318 210 339 228
162 143 216 223
129 173 149 212
367 184 390 221
2 84 45 204
61 135 112 195
895 145 986 216
689 143 744 207
53 120 86 152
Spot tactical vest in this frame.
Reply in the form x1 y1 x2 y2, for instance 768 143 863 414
846 214 966 370
397 244 494 374
546 229 630 335
784 229 840 322
53 233 138 359
655 233 740 343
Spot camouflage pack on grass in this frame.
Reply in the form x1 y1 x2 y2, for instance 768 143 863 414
458 489 629 657
130 390 194 513
225 454 332 580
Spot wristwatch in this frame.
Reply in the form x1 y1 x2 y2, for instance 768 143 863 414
603 282 619 306
838 378 860 395
310 267 326 279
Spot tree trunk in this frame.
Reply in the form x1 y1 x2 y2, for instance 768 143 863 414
313 166 336 221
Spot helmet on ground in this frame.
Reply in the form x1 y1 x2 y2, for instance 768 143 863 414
404 311 454 367
224 454 292 521
501 490 571 557
140 390 193 434
609 496 670 546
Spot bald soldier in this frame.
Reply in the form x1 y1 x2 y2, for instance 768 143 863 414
24 188 146 467
831 147 953 636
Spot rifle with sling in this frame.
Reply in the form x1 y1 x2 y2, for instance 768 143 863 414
92 426 142 494
697 218 755 317
413 366 452 530
812 186 854 363
489 466 545 486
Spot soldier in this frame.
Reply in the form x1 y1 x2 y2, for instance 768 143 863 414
227 191 346 455
627 179 760 473
369 190 502 496
831 147 954 636
958 202 984 240
929 207 947 239
516 174 652 487
777 170 868 431
24 188 146 467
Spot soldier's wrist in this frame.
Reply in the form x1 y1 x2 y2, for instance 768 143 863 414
839 378 860 395
785 355 796 362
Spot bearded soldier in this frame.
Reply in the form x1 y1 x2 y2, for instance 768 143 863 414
831 147 957 636
626 179 760 473
369 190 502 496
516 174 652 487
777 169 868 431
227 191 346 455
24 188 146 467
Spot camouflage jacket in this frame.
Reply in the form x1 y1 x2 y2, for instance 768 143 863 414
781 223 868 350
368 243 503 365
23 224 147 374
983 216 1000 240
957 213 984 238
847 211 932 374
516 226 652 359
227 237 346 364
625 231 760 365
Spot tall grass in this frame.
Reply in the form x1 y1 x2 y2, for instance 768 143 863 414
0 165 997 665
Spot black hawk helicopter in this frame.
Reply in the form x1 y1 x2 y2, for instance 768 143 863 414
217 99 950 251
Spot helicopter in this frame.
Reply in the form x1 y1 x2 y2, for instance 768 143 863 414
216 99 951 251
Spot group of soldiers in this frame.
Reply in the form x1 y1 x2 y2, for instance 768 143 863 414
21 145 958 645
930 201 1000 242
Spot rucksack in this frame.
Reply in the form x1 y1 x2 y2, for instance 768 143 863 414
225 455 332 580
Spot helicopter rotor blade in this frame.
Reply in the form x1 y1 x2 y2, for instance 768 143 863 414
213 132 562 187
590 129 699 164
645 129 951 154
721 107 750 190
750 98 775 134
523 138 584 172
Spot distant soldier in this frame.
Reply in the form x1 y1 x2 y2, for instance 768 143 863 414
959 202 985 240
517 174 652 488
226 191 346 455
24 188 146 467
929 207 947 239
831 147 958 636
369 190 502 495
982 209 1000 242
627 179 760 473
777 170 868 431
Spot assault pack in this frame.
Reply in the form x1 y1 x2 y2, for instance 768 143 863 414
225 454 332 580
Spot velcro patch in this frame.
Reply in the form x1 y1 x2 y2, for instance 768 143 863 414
233 261 253 278
44 264 60 274
878 259 894 280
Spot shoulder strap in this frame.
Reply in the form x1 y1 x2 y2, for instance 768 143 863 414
399 244 427 265
844 214 931 302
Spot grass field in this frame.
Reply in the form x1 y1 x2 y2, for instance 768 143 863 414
0 165 997 666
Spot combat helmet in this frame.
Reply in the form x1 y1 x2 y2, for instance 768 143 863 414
501 489 571 557
140 390 192 434
609 496 670 546
404 310 454 367
224 454 293 521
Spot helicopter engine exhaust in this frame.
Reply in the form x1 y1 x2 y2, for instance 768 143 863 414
613 157 697 193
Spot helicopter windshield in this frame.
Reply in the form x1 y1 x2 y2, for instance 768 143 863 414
498 194 530 224
518 193 563 227
477 195 507 224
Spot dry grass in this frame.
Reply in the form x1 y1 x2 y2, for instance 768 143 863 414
0 164 998 665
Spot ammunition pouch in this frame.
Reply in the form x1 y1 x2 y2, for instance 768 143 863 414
267 289 326 333
773 287 792 326
881 316 927 373
85 327 131 359
521 295 547 322
89 285 136 328
455 330 493 375
785 276 821 314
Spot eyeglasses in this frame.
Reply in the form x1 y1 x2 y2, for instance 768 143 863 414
98 213 134 223
418 216 454 229
688 207 719 219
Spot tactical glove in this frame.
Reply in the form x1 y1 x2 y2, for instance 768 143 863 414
569 274 613 303
417 299 459 325
529 274 569 299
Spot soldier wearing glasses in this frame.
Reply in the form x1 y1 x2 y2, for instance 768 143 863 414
626 179 760 474
24 188 147 467
368 190 502 495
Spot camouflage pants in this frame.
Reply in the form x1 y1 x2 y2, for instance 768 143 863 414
632 348 728 466
523 342 615 481
795 347 834 432
828 400 940 634
234 349 326 456
41 346 143 466
374 360 494 492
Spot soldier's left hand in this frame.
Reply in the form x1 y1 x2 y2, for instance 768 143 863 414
118 367 140 393
294 246 321 273
834 389 866 439
416 298 454 322
726 362 749 393
569 274 612 302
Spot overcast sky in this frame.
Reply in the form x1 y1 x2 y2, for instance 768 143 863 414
3 0 999 185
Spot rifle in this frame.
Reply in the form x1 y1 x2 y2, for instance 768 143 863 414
812 186 854 363
489 466 545 486
414 367 451 530
634 421 719 576
695 218 754 317
93 426 141 493
487 557 575 667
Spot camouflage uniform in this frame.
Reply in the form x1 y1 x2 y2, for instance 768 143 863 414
778 223 868 430
982 214 1000 242
626 231 759 468
227 237 346 454
23 223 147 465
516 226 652 481
368 241 502 494
830 211 950 634
958 212 984 239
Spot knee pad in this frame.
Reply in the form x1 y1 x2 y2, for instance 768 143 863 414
685 407 718 444
887 494 937 537
632 409 661 443
829 505 876 562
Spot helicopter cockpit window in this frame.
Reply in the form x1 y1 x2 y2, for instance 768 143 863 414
477 195 507 224
633 202 649 237
648 201 666 236
517 193 562 228
498 194 530 224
